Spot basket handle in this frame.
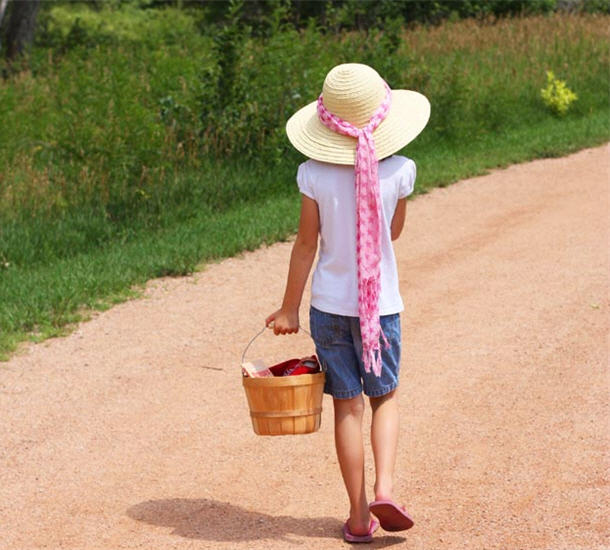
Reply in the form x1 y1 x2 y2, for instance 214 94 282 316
241 324 311 365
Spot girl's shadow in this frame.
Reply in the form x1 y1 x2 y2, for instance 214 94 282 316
127 498 406 546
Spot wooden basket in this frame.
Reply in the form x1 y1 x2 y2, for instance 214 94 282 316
242 372 325 436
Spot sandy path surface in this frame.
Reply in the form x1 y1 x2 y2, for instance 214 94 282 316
1 145 608 550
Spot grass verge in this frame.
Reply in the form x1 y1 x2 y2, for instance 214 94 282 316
1 108 607 360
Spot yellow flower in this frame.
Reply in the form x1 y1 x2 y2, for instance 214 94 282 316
540 71 578 116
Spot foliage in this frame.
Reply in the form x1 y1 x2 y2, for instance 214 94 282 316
35 2 201 50
1 9 608 222
540 70 578 115
168 0 602 31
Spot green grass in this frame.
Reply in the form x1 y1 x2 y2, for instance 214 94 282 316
411 109 610 189
0 194 301 359
0 10 608 359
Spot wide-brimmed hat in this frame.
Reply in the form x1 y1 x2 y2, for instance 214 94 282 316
286 63 430 165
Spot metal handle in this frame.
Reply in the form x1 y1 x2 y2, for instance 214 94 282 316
241 324 311 365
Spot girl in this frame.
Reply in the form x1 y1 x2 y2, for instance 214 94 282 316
266 63 430 543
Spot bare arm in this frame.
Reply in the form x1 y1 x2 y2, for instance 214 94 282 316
391 197 407 240
265 195 319 334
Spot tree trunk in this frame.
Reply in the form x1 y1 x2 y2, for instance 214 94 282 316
5 0 40 61
0 0 10 30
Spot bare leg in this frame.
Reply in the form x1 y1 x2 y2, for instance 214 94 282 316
369 390 399 501
333 394 371 535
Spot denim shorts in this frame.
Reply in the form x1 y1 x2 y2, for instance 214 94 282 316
309 306 401 399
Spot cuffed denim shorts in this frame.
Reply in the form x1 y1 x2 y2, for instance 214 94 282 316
309 306 401 399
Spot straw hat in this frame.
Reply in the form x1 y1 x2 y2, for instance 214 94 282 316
286 63 430 165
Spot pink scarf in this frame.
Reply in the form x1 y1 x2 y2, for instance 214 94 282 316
317 83 392 377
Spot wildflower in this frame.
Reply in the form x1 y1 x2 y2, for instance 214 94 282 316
540 71 578 116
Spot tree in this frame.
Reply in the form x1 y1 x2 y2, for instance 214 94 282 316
0 0 9 29
3 0 40 62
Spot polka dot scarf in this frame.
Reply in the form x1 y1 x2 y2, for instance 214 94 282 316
316 83 392 377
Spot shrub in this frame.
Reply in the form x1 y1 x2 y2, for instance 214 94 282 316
540 70 578 115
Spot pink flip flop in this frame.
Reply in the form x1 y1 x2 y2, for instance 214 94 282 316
342 518 379 543
368 500 414 531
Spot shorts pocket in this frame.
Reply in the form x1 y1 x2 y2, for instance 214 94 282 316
309 307 345 348
380 313 401 346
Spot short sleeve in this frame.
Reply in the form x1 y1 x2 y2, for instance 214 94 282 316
296 161 315 200
398 158 416 199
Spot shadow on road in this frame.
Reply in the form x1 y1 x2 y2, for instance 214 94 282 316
127 498 407 546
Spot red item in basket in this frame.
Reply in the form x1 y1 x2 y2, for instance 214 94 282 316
269 355 320 376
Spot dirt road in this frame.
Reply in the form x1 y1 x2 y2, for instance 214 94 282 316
1 145 608 550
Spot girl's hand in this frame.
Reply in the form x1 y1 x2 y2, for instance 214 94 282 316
265 309 299 335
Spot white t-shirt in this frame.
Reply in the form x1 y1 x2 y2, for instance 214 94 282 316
297 155 416 317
